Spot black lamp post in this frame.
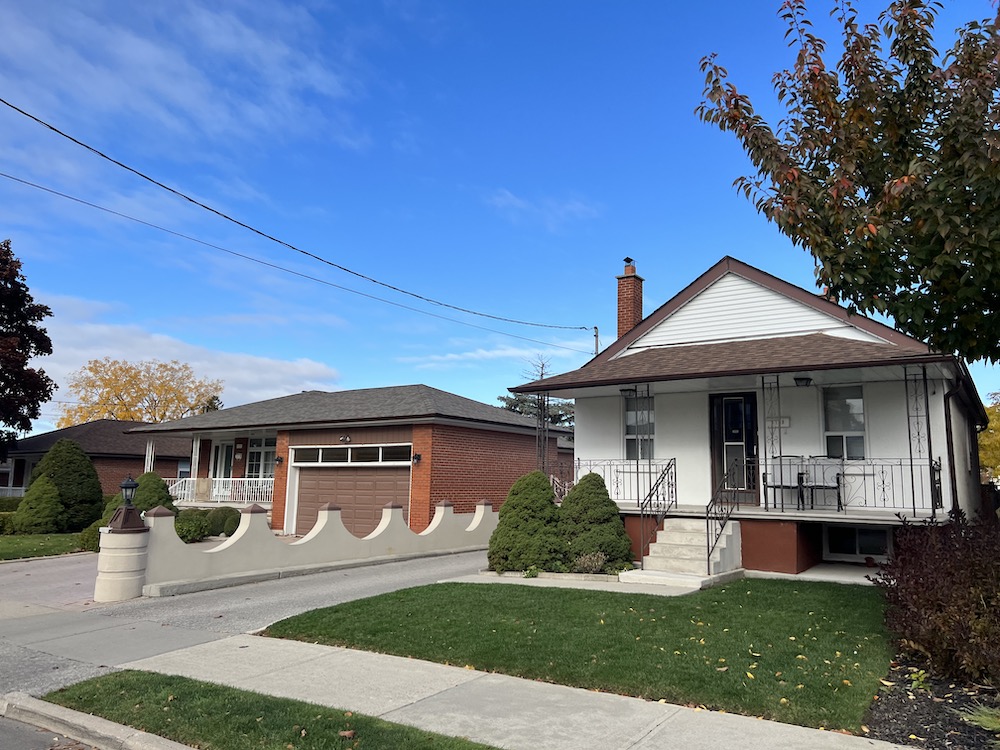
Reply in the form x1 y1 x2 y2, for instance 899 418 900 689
106 475 146 532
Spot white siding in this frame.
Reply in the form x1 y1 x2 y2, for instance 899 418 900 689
623 273 885 353
575 396 623 461
658 392 712 503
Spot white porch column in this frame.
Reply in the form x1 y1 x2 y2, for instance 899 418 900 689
191 438 201 477
144 439 156 473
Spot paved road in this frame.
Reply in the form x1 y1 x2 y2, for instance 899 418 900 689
0 549 487 747
0 715 94 750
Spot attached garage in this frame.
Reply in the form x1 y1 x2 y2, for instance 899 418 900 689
295 465 411 537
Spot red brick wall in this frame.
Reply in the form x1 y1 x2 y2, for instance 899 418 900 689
741 520 823 573
410 424 434 530
231 436 248 479
413 424 558 532
93 457 183 497
196 440 212 478
271 431 290 530
622 514 659 561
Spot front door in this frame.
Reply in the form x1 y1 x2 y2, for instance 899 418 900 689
710 393 758 501
211 442 234 479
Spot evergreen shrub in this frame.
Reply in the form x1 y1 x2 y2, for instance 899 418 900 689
488 471 566 573
559 472 633 571
222 512 241 537
872 511 1000 683
0 496 23 512
132 472 178 514
207 506 240 536
29 439 102 531
0 511 14 535
175 509 211 543
11 476 64 534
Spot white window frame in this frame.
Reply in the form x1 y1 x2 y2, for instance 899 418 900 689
247 437 277 479
624 395 654 460
291 443 413 466
823 385 866 459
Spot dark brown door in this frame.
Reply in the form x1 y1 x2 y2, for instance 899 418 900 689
710 393 758 502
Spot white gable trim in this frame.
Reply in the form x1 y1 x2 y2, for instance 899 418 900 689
619 272 889 356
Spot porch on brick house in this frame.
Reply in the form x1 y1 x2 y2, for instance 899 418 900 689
166 477 274 506
566 454 943 521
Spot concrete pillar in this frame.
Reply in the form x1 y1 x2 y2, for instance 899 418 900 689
94 527 149 602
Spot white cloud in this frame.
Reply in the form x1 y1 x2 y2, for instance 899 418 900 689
486 188 602 231
32 293 340 431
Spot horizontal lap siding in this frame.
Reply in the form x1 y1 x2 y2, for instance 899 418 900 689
296 466 410 537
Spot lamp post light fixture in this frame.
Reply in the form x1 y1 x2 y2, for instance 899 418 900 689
106 475 147 532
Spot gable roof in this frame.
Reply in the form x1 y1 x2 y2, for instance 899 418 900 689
513 257 961 394
10 420 191 458
133 384 566 435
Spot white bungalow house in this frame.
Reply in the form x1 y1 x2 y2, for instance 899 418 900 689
512 257 988 576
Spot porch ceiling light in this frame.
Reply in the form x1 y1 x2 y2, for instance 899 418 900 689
794 376 813 388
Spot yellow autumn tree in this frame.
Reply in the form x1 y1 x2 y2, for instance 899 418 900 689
57 358 224 427
981 393 1000 482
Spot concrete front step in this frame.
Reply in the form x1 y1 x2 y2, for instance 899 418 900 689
647 543 705 560
641 555 710 575
655 530 707 546
619 567 745 590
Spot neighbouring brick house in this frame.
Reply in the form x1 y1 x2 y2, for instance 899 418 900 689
0 420 193 498
134 385 572 537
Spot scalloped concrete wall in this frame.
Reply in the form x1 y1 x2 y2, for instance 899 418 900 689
96 501 497 600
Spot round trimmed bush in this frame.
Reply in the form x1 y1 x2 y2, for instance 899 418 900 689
559 472 633 572
12 476 64 534
175 509 211 543
207 506 240 536
0 511 16 535
222 512 241 537
132 472 178 514
29 439 102 531
488 471 566 573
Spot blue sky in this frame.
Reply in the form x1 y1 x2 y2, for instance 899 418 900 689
1 0 996 432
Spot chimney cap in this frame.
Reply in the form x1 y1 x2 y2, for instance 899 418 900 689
623 256 634 265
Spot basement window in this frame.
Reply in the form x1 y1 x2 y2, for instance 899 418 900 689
823 524 890 562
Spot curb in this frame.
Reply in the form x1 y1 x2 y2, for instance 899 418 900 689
0 692 193 750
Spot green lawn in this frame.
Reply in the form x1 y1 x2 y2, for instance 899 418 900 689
265 579 891 732
0 533 82 560
48 671 499 750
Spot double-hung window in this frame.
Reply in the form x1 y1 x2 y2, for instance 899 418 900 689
247 437 277 478
823 386 865 459
624 395 654 459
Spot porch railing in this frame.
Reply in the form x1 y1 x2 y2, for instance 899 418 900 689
761 456 942 517
638 459 677 569
573 458 676 504
706 457 747 574
0 486 25 499
167 477 274 505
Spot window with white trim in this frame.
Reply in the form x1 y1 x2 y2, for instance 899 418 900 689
624 396 654 460
293 444 412 465
247 437 277 478
823 385 865 459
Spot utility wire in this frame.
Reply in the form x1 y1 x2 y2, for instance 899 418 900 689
0 170 593 355
0 96 591 332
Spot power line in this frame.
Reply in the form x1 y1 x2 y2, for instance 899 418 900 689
0 96 591 333
0 170 594 355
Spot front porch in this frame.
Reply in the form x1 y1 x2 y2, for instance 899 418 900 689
167 477 274 506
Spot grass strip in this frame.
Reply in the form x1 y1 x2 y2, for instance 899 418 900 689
265 579 890 732
0 533 82 560
47 670 499 750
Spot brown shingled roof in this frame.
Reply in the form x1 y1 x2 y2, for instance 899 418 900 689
10 420 191 458
513 333 952 393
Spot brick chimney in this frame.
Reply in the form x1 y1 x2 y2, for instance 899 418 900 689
617 257 644 338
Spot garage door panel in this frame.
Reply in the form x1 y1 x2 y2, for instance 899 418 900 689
296 466 410 537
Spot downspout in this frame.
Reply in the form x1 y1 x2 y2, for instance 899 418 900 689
943 378 963 517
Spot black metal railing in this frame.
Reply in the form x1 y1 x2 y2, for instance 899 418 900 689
762 455 943 516
705 458 747 575
639 459 677 569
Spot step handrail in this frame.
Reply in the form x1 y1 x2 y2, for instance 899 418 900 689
639 459 677 569
705 457 749 575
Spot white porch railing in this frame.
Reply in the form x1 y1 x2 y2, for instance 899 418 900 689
167 477 274 505
0 487 25 498
574 458 676 505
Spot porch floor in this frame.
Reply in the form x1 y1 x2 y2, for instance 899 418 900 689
746 562 878 586
630 502 939 524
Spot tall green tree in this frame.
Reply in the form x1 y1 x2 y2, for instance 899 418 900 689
0 239 55 460
29 439 103 531
697 1 1000 361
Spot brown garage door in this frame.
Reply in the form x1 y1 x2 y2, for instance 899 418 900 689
296 466 410 537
